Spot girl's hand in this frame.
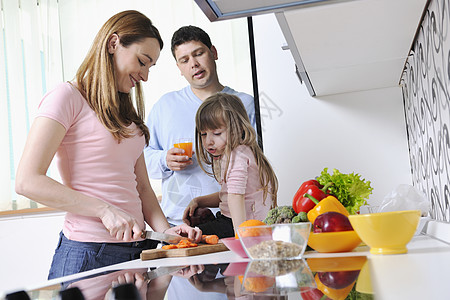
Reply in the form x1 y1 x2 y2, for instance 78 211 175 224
165 224 202 243
182 199 199 226
166 147 193 171
98 205 142 242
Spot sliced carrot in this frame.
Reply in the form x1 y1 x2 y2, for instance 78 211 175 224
162 244 178 250
161 239 199 250
202 234 219 245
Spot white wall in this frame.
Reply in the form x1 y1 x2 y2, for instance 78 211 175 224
253 14 412 207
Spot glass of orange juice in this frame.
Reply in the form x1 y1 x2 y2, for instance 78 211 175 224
174 138 193 158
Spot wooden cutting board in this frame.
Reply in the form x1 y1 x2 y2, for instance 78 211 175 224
141 243 229 261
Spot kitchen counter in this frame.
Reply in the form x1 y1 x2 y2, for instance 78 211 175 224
3 220 450 299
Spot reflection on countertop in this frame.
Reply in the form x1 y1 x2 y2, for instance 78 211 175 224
6 257 373 300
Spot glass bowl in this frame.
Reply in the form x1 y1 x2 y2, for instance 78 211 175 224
221 237 248 258
236 222 311 260
240 259 315 295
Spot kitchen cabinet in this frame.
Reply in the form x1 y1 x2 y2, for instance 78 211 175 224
196 0 428 96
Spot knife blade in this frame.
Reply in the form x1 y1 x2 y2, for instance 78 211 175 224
143 265 187 283
141 230 192 244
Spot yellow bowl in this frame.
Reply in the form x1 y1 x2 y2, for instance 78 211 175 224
307 230 362 253
348 210 420 255
356 261 373 294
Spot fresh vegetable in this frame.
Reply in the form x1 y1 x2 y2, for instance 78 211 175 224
264 206 296 225
318 271 360 289
162 239 198 249
315 273 356 300
316 168 373 215
313 212 354 233
292 181 332 214
161 244 178 250
292 211 308 223
201 234 219 245
299 287 325 300
176 239 198 248
304 194 349 224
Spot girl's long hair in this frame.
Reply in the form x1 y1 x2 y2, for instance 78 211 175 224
75 10 163 145
196 93 278 207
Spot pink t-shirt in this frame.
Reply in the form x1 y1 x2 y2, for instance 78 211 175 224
218 145 272 221
37 82 145 242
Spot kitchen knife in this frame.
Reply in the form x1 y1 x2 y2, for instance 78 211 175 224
143 265 187 283
141 230 192 244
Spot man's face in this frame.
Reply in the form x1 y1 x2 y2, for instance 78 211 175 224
174 40 218 90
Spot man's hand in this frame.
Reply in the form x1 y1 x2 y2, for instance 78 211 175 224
166 147 193 171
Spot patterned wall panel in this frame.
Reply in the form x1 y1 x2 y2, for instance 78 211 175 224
401 0 450 222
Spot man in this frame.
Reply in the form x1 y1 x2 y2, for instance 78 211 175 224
144 25 255 226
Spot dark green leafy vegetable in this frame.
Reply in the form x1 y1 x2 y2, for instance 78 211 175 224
316 168 373 215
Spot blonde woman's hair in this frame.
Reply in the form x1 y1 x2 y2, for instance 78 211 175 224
75 10 163 145
195 93 278 207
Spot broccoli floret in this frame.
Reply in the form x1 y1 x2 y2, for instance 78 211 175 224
264 206 297 224
292 212 308 223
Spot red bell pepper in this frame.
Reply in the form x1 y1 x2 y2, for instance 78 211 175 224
300 287 327 300
297 180 322 195
293 180 332 214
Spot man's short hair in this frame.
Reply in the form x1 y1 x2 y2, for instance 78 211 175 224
171 25 212 58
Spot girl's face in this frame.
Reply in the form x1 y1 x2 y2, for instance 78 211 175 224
200 126 227 159
108 35 161 93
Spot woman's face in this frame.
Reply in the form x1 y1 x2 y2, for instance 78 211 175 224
108 35 161 93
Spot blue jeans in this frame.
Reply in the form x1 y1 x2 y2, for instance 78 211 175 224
48 232 158 279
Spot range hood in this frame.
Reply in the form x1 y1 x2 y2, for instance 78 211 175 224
195 0 428 96
194 0 356 21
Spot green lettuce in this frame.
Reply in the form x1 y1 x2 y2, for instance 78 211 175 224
316 168 373 215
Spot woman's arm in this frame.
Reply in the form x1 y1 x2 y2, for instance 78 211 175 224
227 193 246 234
15 117 143 241
136 154 202 241
135 153 171 234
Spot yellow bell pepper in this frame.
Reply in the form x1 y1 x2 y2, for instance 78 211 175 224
315 273 355 300
305 194 349 224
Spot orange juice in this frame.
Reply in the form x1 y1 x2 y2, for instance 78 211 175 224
174 142 193 158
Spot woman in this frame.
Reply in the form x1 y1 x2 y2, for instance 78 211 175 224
15 10 201 279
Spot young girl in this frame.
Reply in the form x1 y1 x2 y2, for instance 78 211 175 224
183 93 278 238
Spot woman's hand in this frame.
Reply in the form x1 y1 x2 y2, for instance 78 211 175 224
98 205 142 242
165 224 202 243
173 265 205 279
182 198 200 225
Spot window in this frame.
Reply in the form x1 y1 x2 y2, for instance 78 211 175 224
0 0 253 212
